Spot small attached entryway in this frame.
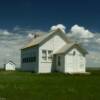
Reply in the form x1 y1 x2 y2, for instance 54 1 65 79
56 48 86 73
55 42 87 73
65 48 86 73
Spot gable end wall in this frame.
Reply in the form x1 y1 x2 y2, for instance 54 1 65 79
38 34 67 73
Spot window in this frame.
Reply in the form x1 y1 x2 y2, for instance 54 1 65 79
29 57 31 62
42 50 53 62
22 58 25 63
33 57 36 62
30 57 33 62
22 57 36 63
42 50 47 60
58 56 61 66
22 58 27 63
48 50 53 61
26 58 29 63
73 51 76 56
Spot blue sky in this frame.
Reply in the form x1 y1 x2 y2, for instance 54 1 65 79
0 0 100 68
0 0 100 31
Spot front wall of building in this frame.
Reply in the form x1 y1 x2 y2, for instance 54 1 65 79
39 34 67 73
65 48 86 73
5 63 15 71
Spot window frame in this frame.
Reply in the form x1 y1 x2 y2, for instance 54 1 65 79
42 50 47 61
22 56 36 63
73 51 76 56
58 56 61 66
48 50 53 61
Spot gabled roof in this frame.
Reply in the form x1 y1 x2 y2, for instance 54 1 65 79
55 43 88 55
21 29 88 55
21 29 71 50
22 34 47 49
6 61 16 65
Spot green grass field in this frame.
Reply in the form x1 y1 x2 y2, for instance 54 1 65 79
0 71 100 100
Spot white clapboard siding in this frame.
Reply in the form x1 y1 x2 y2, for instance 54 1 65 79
5 61 16 71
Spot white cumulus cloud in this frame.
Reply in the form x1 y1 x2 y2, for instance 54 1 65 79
50 24 66 33
0 30 11 35
0 25 100 68
28 33 34 38
95 38 100 44
70 24 94 38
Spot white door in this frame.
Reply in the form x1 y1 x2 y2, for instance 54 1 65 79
73 55 80 72
67 55 73 72
66 54 80 73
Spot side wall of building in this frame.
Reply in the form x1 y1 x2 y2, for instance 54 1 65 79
21 46 39 72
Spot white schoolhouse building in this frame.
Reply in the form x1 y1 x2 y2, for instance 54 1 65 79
21 29 88 73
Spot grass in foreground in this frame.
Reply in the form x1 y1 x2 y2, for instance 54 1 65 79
0 71 99 100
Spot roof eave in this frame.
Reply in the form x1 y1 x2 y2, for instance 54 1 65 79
55 43 88 55
21 44 39 50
